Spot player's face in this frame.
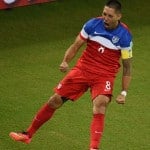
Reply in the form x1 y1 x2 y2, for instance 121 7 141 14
102 6 122 30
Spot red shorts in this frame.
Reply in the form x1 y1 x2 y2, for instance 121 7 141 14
54 67 115 101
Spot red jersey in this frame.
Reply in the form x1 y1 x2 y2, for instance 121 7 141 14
75 17 132 77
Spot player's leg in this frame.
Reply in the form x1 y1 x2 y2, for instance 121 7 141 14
26 93 66 137
90 95 110 150
9 93 67 143
9 67 87 144
89 77 114 150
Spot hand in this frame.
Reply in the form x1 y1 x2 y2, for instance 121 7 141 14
116 94 126 104
59 61 69 72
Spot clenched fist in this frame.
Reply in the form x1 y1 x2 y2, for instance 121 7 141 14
116 94 126 104
59 61 69 73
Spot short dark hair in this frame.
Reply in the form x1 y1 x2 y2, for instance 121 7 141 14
105 0 122 13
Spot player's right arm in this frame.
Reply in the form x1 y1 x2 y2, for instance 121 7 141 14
59 18 95 72
59 35 86 72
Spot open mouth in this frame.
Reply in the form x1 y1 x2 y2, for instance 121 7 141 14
104 22 109 28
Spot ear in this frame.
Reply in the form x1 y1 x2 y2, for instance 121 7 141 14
117 13 122 20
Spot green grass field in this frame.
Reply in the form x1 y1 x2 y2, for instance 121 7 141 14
0 0 150 149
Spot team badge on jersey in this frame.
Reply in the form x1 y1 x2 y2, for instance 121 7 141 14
112 36 120 44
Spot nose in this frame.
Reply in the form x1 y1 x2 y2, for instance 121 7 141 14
103 16 109 23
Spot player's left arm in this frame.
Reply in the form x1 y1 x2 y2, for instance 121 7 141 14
121 57 132 91
116 49 132 104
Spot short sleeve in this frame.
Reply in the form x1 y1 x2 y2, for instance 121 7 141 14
120 31 133 59
80 18 96 40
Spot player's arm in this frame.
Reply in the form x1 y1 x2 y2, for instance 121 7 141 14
121 58 132 92
59 35 86 72
116 49 132 104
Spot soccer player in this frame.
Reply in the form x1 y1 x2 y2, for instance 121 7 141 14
9 0 133 149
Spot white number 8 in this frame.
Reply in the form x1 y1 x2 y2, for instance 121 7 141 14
105 81 111 90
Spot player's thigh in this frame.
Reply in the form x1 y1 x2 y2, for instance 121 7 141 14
90 77 115 100
54 68 88 100
92 95 110 114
